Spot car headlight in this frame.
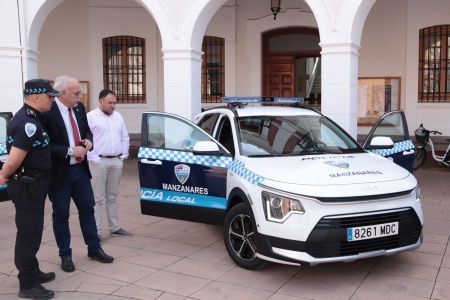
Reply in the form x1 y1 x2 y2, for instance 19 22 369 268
262 191 305 223
415 185 421 206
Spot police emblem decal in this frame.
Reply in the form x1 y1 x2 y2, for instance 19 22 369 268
324 161 349 169
174 164 190 184
25 123 37 137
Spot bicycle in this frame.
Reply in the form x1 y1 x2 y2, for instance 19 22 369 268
413 124 450 170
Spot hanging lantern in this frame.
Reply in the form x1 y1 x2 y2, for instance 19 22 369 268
271 0 281 20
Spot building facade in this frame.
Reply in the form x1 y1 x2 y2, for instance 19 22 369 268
1 0 450 142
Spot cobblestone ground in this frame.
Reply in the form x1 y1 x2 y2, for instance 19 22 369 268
0 160 449 299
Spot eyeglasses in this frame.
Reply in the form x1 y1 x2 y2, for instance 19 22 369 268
65 89 83 98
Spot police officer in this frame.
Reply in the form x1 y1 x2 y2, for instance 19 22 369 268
0 79 61 299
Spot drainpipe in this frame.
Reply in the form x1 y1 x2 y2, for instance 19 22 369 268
17 0 28 89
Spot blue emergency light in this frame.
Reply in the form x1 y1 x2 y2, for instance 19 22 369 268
221 97 304 104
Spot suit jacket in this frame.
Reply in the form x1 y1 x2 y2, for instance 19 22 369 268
42 101 93 189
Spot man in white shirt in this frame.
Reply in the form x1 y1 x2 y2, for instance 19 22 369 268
87 89 132 241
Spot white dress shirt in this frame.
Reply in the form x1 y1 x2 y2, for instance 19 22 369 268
87 107 130 164
55 98 80 165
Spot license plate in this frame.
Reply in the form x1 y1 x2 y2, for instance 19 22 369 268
347 222 398 242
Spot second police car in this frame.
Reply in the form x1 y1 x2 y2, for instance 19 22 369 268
0 112 13 202
137 97 422 269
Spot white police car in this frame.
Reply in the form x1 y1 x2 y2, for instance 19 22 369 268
138 97 422 269
0 112 12 202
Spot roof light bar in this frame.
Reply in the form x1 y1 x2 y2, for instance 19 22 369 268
222 97 304 104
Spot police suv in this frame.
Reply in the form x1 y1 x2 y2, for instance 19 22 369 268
137 97 422 269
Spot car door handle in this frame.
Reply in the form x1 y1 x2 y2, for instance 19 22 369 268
403 149 414 155
141 158 162 165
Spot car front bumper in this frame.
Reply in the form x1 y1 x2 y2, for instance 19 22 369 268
254 207 423 266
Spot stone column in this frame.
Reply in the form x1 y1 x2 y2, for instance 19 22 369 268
0 0 24 113
162 49 203 121
320 43 360 138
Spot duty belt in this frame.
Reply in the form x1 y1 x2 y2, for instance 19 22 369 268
12 167 49 180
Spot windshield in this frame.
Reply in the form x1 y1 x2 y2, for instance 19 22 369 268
236 115 364 157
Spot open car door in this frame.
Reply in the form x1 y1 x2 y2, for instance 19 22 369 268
362 110 415 173
0 112 13 202
138 112 232 225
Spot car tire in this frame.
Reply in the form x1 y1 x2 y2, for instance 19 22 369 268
223 203 266 270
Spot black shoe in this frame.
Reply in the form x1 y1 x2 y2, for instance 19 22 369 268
18 285 54 299
38 271 55 284
88 248 114 263
61 256 75 272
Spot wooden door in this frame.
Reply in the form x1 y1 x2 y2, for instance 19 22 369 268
265 56 295 97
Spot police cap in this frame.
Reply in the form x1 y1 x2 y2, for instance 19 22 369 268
23 78 62 97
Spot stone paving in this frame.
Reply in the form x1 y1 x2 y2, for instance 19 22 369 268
0 160 449 299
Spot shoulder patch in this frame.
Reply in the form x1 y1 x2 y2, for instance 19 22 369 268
25 122 37 137
27 109 36 118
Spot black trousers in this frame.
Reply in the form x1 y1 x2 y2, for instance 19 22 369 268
8 176 48 290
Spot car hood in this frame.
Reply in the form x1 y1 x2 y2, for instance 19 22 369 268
240 152 411 186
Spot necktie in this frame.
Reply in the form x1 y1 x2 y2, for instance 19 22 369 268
68 108 82 164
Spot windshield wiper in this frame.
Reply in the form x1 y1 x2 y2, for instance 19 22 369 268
247 154 276 157
283 150 325 156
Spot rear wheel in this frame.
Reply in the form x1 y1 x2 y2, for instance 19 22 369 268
223 203 265 270
413 147 427 170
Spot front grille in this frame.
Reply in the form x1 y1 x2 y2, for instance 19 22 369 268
315 189 414 203
306 208 422 258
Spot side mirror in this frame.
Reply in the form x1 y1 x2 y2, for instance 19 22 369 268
192 141 222 155
367 136 394 150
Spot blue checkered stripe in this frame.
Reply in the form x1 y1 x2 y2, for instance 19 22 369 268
0 144 6 189
0 144 6 155
25 88 47 94
229 159 265 185
1 144 8 189
138 147 232 168
370 140 414 157
32 138 49 148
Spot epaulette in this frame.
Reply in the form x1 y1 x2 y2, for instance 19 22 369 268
27 109 36 118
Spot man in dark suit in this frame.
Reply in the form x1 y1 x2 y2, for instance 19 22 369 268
42 76 113 272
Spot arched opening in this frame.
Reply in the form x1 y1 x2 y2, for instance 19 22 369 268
262 27 321 106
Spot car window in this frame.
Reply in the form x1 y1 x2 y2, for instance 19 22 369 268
1 112 13 170
0 112 12 148
237 115 363 157
197 113 220 135
366 112 406 143
217 117 235 156
0 113 11 144
144 113 214 151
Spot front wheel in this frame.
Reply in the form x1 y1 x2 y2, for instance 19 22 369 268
223 203 265 270
413 147 427 170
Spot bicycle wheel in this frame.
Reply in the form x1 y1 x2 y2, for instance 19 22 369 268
413 147 427 170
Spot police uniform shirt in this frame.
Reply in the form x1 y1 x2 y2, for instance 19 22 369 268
6 104 51 172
